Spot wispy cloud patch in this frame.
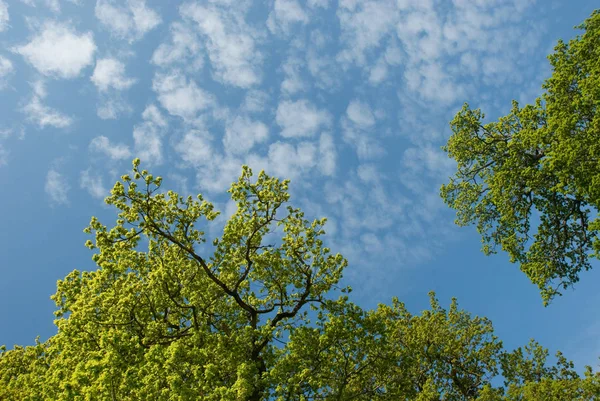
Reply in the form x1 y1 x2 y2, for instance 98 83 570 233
0 56 14 89
223 116 269 155
276 99 331 138
335 0 538 105
346 100 375 128
19 0 65 13
153 71 214 120
318 133 336 176
23 81 73 128
91 58 136 91
341 99 383 160
133 105 168 165
175 129 214 167
267 0 308 35
14 21 96 79
96 97 132 120
45 169 70 205
0 144 8 166
400 145 455 193
80 169 108 199
89 136 131 160
24 97 73 128
266 141 317 179
152 22 203 70
182 2 262 88
173 129 243 194
336 0 398 66
95 0 161 42
0 1 8 31
280 56 306 95
90 58 136 119
305 32 342 90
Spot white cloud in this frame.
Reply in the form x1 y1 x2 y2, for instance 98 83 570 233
267 141 317 179
91 58 136 91
342 125 385 160
167 173 190 197
172 129 244 194
175 130 214 167
401 145 454 182
95 0 161 42
96 97 132 120
267 0 308 35
152 22 203 70
334 0 537 105
174 133 326 194
306 38 342 90
0 56 14 89
317 169 450 283
346 100 375 128
0 144 8 166
152 71 214 120
276 99 331 138
223 116 269 155
14 22 96 79
341 99 383 160
0 1 8 32
80 169 108 199
318 133 336 176
142 103 167 127
357 163 379 184
45 169 70 205
23 81 72 128
44 0 59 12
323 175 402 234
404 62 465 105
182 2 262 88
0 128 12 140
89 136 131 160
460 52 479 74
31 79 46 97
195 154 243 194
133 105 167 165
336 0 398 66
24 97 73 128
368 57 388 85
91 58 136 118
280 56 306 95
360 232 385 254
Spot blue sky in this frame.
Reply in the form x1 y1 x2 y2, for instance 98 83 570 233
1 0 599 373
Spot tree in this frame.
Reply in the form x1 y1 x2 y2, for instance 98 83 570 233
441 10 600 305
1 160 598 400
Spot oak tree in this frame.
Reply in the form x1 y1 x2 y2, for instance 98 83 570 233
1 160 598 400
441 10 600 304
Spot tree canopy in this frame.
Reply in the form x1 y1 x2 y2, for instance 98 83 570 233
441 10 600 305
1 160 599 400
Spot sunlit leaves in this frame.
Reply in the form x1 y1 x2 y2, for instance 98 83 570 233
2 158 599 399
441 10 600 305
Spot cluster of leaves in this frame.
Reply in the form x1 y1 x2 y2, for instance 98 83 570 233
441 10 600 304
1 159 599 400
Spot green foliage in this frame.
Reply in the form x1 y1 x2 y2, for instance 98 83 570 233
1 160 598 399
441 10 600 304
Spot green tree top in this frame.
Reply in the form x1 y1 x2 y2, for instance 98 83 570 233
441 10 600 305
1 160 599 400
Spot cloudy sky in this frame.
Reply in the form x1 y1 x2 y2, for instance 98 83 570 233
1 0 599 372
